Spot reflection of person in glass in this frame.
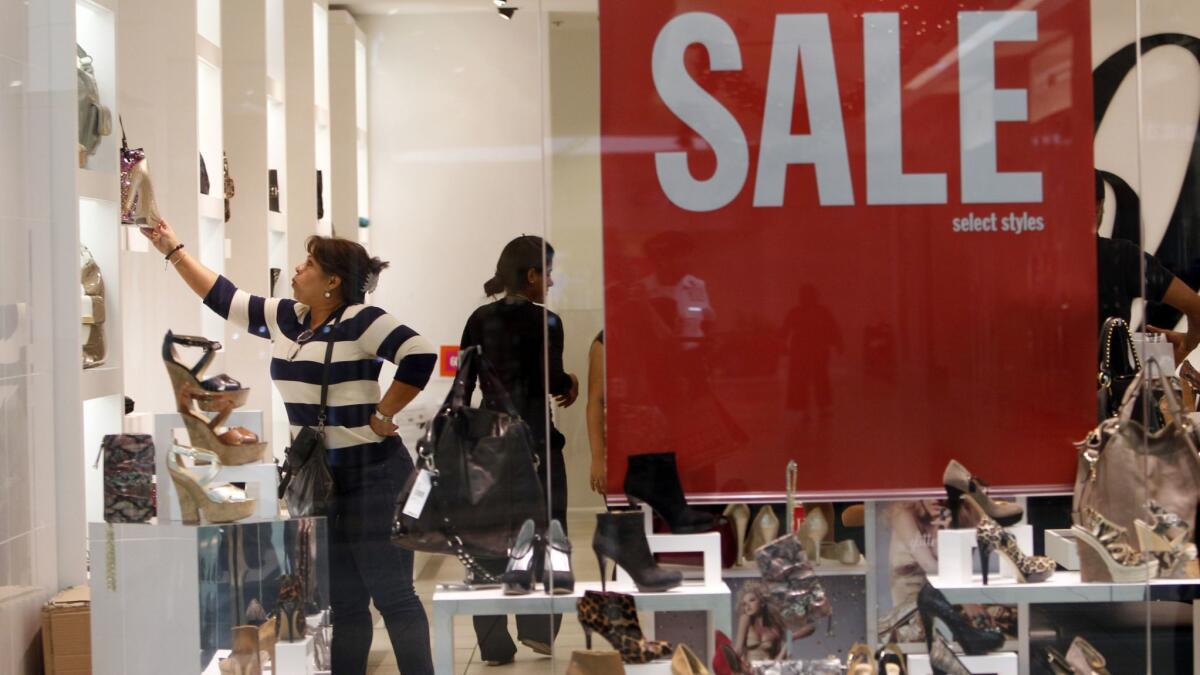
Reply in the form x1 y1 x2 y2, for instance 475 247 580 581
783 284 843 426
1095 170 1200 363
141 222 436 674
459 235 579 665
734 581 787 662
587 330 607 495
633 231 747 454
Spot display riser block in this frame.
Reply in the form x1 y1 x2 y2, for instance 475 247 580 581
126 410 275 521
1045 529 1080 570
89 522 205 675
273 634 314 675
908 651 1018 675
937 525 1032 584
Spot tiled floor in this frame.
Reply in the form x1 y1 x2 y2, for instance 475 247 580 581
366 509 605 674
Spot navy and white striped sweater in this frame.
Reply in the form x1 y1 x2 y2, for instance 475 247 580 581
204 275 436 458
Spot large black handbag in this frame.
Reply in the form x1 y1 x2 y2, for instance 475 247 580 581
391 347 546 580
278 308 345 517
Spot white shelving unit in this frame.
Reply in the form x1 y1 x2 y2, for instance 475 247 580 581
313 2 332 238
196 0 225 348
329 9 368 244
76 0 125 529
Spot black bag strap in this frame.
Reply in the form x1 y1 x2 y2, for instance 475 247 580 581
450 346 520 417
315 306 348 432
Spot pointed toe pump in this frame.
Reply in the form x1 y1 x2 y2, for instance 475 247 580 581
723 503 751 563
916 582 1004 655
943 459 1023 528
167 445 257 524
593 509 682 593
543 518 575 595
796 507 829 565
501 519 538 595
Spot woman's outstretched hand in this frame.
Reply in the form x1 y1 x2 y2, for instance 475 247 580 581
140 220 180 256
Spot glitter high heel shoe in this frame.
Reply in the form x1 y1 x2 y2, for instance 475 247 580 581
119 120 164 228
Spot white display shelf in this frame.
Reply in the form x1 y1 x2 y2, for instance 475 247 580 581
196 34 222 68
909 652 1018 675
268 211 287 234
723 559 868 578
624 663 673 674
927 571 1195 604
77 168 119 203
199 193 225 221
432 580 731 675
81 364 122 400
314 105 329 129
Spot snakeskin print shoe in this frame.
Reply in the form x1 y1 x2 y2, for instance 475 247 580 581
1074 509 1157 583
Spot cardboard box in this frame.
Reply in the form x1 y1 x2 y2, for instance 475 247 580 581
41 586 91 675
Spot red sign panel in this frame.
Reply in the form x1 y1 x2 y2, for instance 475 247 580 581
439 345 460 378
600 0 1095 498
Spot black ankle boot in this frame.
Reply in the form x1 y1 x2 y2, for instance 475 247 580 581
916 582 1004 655
593 510 683 592
623 452 714 534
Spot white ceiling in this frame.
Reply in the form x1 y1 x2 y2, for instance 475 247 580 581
333 0 596 16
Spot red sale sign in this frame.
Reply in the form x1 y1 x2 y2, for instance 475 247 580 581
600 0 1095 498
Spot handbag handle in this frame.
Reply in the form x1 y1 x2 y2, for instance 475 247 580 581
1116 356 1186 422
1100 317 1141 381
450 346 521 418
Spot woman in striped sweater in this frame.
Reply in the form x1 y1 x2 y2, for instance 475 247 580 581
143 222 435 674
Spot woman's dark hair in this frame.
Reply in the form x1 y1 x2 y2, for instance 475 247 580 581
306 235 389 305
484 235 554 297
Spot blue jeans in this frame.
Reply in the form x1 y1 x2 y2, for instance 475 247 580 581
329 439 433 674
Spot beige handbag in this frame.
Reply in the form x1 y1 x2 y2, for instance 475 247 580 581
80 246 106 369
1073 359 1200 548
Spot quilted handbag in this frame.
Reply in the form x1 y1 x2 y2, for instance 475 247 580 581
1074 358 1200 547
753 532 832 633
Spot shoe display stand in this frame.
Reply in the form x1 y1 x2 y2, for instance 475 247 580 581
90 517 329 675
125 410 276 521
929 531 1200 675
430 530 731 674
936 525 1033 584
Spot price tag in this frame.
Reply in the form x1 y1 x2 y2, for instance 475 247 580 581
402 469 434 519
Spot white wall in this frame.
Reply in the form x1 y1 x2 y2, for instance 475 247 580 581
361 8 545 399
0 0 72 669
361 7 607 508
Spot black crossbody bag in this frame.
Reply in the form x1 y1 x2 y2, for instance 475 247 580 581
278 307 346 517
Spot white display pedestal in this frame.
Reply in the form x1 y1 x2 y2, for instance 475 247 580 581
126 410 277 521
431 581 731 675
431 506 730 673
937 525 1032 584
1044 529 1080 570
908 652 1018 675
274 634 315 675
928 573 1200 675
90 517 328 675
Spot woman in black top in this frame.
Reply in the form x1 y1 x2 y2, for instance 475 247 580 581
459 235 578 664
